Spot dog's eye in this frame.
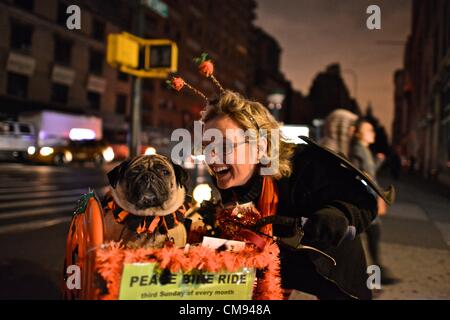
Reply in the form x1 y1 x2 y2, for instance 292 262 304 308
162 169 169 176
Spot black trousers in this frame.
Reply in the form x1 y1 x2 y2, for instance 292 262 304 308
366 218 382 266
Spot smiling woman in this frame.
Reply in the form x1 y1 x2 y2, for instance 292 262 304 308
199 88 383 300
202 90 296 189
164 52 387 299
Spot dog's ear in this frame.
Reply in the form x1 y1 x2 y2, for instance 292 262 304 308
107 160 130 188
172 162 189 189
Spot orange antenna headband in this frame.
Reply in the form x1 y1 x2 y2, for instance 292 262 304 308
194 53 225 93
166 76 208 104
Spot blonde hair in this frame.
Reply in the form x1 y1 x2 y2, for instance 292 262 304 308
201 90 295 179
321 109 358 158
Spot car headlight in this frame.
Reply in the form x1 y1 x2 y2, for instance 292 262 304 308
144 147 156 155
102 147 115 162
27 146 36 155
64 151 73 163
193 183 212 204
40 147 54 156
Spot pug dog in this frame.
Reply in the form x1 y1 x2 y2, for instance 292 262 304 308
103 154 189 249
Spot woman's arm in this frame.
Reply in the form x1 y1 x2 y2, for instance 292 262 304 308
292 148 378 247
374 153 385 173
349 144 366 172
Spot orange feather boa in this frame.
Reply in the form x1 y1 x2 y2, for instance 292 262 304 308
96 241 283 300
95 177 283 300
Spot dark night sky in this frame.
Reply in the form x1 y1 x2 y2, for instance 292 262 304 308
255 0 411 136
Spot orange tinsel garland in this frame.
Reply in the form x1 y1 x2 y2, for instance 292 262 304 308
95 241 283 300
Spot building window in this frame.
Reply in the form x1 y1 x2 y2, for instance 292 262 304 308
7 72 29 98
117 71 129 82
19 123 32 134
447 3 450 52
14 0 34 11
54 36 72 66
57 1 68 26
51 83 69 105
115 94 128 115
87 91 101 110
92 18 105 41
10 21 33 52
56 1 76 27
145 15 159 32
143 79 154 91
89 50 104 75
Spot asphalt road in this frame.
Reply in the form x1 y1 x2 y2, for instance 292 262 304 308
0 161 206 300
0 162 448 300
0 162 111 299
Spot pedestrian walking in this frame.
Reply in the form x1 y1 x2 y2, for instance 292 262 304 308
349 119 399 285
320 109 358 158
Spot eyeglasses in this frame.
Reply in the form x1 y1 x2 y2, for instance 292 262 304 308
202 139 249 157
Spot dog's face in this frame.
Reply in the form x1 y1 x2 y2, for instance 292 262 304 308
107 154 188 216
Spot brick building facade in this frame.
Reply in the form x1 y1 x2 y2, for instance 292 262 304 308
392 0 450 185
0 0 311 148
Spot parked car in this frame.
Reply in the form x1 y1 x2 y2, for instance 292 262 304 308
28 139 115 165
0 121 36 161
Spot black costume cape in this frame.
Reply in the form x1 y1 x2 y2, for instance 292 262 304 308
299 136 395 205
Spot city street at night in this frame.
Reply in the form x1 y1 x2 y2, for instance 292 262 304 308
0 162 110 299
0 162 448 300
0 0 449 305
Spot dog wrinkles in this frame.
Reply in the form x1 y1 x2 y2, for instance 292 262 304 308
105 154 189 248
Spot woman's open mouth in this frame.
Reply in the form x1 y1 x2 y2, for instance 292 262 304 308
212 165 231 176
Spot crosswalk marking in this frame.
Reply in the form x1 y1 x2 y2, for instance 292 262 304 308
0 188 88 201
0 216 72 235
0 185 59 194
0 166 109 234
0 204 77 220
0 178 103 189
0 195 82 210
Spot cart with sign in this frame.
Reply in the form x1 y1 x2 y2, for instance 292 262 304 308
63 192 285 300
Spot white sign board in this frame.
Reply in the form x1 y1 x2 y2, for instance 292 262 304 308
52 65 76 86
6 52 36 76
87 75 107 94
281 125 310 144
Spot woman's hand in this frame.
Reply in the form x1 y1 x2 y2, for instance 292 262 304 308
303 208 350 249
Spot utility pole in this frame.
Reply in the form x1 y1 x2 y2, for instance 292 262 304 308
129 0 144 158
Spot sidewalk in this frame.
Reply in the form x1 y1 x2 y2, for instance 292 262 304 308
371 173 450 300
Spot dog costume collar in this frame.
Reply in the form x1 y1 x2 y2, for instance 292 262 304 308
106 199 186 236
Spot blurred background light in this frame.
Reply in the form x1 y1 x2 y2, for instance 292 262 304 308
69 128 96 141
144 147 156 155
39 147 54 156
193 183 212 204
27 146 36 155
102 147 115 162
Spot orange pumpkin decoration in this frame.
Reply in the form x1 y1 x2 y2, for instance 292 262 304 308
194 53 215 77
198 60 214 77
168 77 185 91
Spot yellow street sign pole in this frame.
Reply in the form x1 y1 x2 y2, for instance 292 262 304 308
130 0 144 158
106 10 178 158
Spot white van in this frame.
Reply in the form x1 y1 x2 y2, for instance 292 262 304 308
0 121 36 160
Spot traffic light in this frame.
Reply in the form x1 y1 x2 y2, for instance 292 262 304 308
107 33 139 68
107 33 178 78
